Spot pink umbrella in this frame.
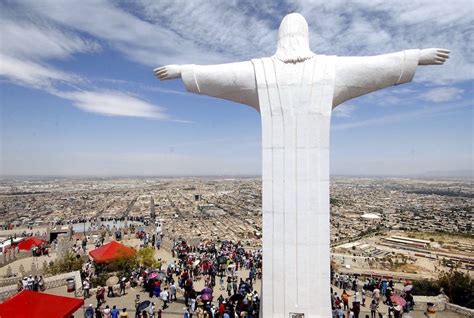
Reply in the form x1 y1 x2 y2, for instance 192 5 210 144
390 294 407 307
201 287 213 294
147 272 159 279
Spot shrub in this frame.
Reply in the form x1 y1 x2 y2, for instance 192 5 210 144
46 252 87 275
137 247 160 268
413 269 474 309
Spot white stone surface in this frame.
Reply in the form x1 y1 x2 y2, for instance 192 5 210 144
154 12 449 318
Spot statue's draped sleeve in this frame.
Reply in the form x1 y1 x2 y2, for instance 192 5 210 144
180 61 259 110
333 49 420 107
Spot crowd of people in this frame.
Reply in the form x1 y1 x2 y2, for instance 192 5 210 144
79 235 263 318
331 273 416 318
16 275 45 292
171 239 262 317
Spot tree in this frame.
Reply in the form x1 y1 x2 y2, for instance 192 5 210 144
106 255 139 279
438 269 474 309
413 269 474 309
137 247 161 268
46 252 87 275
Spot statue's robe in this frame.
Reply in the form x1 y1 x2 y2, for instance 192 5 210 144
180 50 420 318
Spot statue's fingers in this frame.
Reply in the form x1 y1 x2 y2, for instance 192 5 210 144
156 69 167 76
437 49 450 54
436 53 449 59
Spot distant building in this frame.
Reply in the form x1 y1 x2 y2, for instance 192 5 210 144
384 236 430 248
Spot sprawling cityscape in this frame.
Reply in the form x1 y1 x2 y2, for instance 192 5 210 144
1 176 471 243
1 176 472 274
0 176 473 317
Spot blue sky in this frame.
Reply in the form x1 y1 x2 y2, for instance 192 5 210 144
0 0 472 176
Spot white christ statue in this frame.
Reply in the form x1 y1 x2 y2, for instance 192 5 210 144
154 13 449 318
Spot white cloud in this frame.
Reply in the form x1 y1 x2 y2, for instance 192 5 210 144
0 3 172 120
0 54 168 119
0 16 99 61
19 1 235 66
54 90 167 119
0 54 79 90
332 100 471 130
420 87 464 103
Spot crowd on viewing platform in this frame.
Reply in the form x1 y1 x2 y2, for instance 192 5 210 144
76 230 263 318
332 273 420 318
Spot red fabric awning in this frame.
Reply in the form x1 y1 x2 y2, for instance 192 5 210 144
0 290 84 318
89 240 136 263
17 237 48 251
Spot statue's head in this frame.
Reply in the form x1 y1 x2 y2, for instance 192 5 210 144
274 13 315 63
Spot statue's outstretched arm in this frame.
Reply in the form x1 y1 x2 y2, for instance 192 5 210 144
333 48 449 108
154 62 258 110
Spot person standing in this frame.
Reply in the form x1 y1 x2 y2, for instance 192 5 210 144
119 308 129 318
373 287 381 304
393 303 402 318
183 307 190 318
108 284 115 298
370 300 378 318
85 304 95 318
120 277 126 296
170 283 177 302
83 279 91 298
38 276 45 292
341 290 350 311
95 306 103 318
103 305 111 318
335 306 344 318
353 292 361 318
348 308 355 318
160 288 169 310
111 305 120 318
134 294 141 315
148 302 155 318
32 276 39 291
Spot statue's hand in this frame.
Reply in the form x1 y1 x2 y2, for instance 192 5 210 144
418 48 450 65
153 65 182 80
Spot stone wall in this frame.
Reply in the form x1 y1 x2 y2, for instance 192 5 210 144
413 294 449 311
0 250 31 267
446 303 474 318
0 270 81 300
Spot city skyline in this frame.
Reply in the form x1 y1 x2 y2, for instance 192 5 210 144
1 1 472 177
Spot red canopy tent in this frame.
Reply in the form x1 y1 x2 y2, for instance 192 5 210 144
17 237 48 251
0 290 84 318
89 240 136 263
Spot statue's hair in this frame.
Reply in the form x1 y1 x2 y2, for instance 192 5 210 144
274 13 315 63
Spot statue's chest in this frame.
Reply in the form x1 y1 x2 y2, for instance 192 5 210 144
253 56 335 116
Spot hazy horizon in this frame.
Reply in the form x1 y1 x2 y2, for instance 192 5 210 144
1 170 472 180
